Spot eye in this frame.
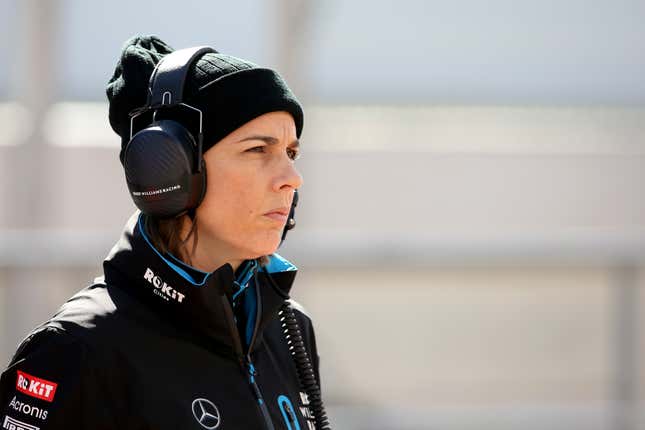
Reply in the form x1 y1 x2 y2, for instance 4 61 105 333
246 145 266 153
287 147 300 161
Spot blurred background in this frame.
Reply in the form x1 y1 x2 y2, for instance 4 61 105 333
1 0 644 429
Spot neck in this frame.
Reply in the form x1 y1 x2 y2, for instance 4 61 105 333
177 215 244 274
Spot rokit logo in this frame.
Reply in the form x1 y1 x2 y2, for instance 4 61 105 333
143 268 186 303
15 372 57 402
2 415 39 430
8 397 47 421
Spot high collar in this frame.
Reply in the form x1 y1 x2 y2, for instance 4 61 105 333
102 211 298 358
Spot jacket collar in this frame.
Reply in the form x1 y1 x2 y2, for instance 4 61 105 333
102 211 298 358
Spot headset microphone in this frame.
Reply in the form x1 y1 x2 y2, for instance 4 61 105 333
279 189 298 247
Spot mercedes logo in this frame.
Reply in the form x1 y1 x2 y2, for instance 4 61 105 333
192 398 221 429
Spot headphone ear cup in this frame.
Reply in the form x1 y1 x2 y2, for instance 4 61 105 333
123 119 203 218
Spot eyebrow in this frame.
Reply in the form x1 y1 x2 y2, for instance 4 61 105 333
236 135 300 148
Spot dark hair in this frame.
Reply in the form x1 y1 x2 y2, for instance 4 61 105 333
143 214 269 268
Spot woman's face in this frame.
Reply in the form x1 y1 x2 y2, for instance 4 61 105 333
195 111 303 261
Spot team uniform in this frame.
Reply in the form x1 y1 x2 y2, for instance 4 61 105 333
0 212 319 430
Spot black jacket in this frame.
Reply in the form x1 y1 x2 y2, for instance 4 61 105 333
0 212 320 429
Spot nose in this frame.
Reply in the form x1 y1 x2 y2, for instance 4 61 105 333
272 157 303 192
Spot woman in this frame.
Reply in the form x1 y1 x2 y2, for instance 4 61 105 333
0 35 329 430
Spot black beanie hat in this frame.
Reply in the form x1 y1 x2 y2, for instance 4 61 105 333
106 35 304 165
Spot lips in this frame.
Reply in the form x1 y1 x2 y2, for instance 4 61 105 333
263 207 289 222
265 207 289 216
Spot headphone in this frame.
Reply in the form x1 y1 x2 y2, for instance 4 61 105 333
123 46 298 245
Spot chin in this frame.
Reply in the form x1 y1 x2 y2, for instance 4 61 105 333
256 242 281 257
242 236 282 259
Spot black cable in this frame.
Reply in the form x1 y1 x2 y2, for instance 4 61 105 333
278 301 331 430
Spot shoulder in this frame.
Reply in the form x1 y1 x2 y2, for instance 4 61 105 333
284 298 319 350
1 277 142 393
6 287 118 372
18 277 144 357
283 298 322 383
286 298 315 325
8 325 88 368
1 325 95 409
0 317 125 427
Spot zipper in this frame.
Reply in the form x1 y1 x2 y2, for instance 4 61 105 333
218 273 275 430
246 274 262 353
244 273 275 429
247 359 275 430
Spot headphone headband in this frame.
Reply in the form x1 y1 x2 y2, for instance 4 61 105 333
128 46 217 158
147 46 217 107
